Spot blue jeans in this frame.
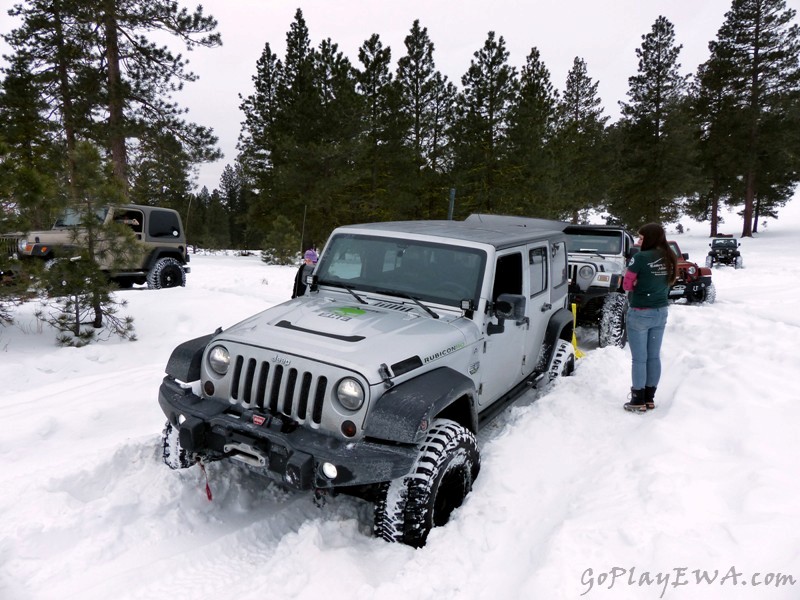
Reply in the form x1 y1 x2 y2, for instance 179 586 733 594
627 307 668 389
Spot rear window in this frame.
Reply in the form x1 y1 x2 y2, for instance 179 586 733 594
148 210 182 238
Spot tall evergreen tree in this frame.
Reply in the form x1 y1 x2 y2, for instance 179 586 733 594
93 0 222 192
452 31 518 214
356 33 395 212
0 53 62 227
4 0 97 193
551 57 609 222
609 16 700 226
708 0 800 236
688 47 744 235
506 47 559 216
4 0 222 199
237 42 283 192
395 20 457 218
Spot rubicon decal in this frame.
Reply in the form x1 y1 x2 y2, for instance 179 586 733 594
423 342 465 364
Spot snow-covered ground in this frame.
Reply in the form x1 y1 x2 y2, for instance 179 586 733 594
2 201 799 600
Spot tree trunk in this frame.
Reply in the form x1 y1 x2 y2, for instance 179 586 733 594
752 195 761 234
741 170 755 237
103 1 128 194
710 194 719 237
52 0 77 194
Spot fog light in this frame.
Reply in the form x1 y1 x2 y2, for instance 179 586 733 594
203 380 215 396
341 420 357 437
178 414 186 425
321 462 338 480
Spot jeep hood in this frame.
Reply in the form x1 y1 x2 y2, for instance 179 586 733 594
215 295 471 383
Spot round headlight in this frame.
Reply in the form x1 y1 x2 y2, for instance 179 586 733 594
579 265 594 279
207 345 230 375
687 266 697 275
336 378 365 411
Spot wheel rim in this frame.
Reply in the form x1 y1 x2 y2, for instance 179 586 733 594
432 457 471 527
161 265 181 288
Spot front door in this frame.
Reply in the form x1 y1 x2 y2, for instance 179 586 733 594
478 250 529 405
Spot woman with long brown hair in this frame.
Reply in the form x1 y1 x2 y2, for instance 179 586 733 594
622 223 678 412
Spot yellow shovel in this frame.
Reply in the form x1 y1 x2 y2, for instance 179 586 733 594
571 303 585 358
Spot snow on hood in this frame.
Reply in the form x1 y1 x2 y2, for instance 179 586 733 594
214 294 470 382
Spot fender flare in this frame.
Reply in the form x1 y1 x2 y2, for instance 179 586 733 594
366 367 478 445
165 333 214 382
540 307 574 369
145 247 187 269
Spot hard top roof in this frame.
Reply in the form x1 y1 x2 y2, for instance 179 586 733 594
335 214 566 249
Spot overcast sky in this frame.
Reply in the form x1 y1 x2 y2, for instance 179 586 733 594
1 0 745 192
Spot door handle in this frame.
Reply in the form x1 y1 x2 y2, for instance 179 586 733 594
540 303 552 312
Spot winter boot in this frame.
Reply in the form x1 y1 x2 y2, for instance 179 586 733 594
644 386 657 410
624 388 648 413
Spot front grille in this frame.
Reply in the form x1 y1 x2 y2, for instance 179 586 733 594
1 236 19 259
230 356 328 425
569 263 596 290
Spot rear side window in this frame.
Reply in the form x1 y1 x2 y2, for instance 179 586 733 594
148 210 181 238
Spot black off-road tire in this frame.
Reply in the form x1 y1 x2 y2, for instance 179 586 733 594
162 421 194 469
147 257 186 289
374 418 480 548
548 339 576 380
599 292 628 348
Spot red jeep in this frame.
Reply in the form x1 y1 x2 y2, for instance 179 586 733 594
668 240 715 304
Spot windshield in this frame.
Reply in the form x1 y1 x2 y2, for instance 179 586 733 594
564 229 623 254
712 238 737 248
53 207 108 228
315 234 486 308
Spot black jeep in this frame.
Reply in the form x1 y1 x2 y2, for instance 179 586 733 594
706 237 743 269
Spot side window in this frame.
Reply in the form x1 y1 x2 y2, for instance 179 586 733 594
529 247 547 296
148 210 181 238
114 209 144 234
550 241 567 288
492 252 523 301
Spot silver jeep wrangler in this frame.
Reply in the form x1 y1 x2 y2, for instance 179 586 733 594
158 215 576 547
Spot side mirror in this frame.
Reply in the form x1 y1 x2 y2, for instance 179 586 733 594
682 252 689 260
495 293 526 322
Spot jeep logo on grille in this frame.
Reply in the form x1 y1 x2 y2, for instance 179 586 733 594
271 354 291 366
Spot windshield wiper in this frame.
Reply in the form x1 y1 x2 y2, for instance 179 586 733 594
316 279 368 304
376 289 439 319
342 284 368 304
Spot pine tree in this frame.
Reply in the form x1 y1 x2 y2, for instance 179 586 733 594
609 16 700 226
395 20 457 218
708 0 800 236
4 0 222 199
0 53 62 228
35 142 136 345
506 47 560 216
237 42 283 189
551 57 609 222
452 31 519 214
94 0 222 192
356 33 395 214
4 0 97 192
688 48 744 235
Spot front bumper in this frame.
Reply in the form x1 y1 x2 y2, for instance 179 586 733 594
158 376 416 490
669 276 712 300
